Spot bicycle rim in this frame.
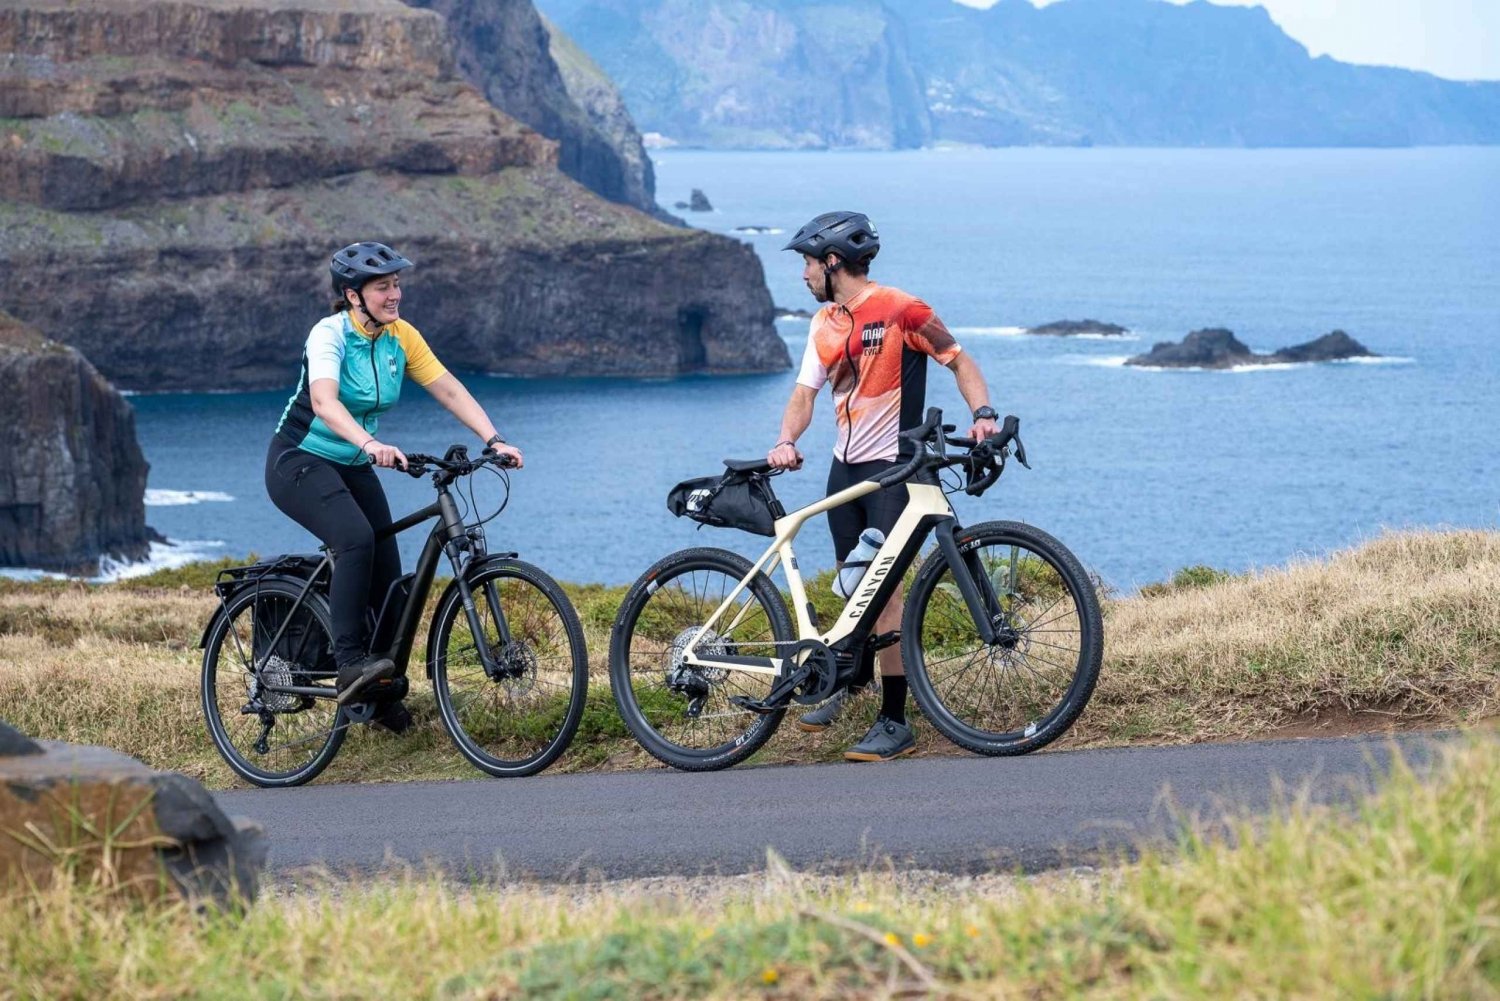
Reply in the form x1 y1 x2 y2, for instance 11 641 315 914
433 562 587 776
612 551 790 769
906 522 1101 753
201 585 345 786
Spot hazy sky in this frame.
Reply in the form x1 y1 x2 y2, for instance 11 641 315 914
954 0 1500 81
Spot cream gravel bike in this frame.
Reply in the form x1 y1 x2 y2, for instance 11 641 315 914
609 408 1103 771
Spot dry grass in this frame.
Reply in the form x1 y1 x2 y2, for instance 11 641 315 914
3 735 1496 998
1 530 1496 789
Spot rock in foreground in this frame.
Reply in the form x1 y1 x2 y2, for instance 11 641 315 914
1126 328 1377 369
0 311 152 573
0 720 266 907
1027 319 1129 337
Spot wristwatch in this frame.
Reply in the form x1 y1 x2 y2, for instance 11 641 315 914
484 433 506 448
972 406 999 421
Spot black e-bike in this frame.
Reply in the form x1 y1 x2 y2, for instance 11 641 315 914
199 445 588 787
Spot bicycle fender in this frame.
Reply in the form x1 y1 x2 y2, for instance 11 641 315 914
197 573 319 649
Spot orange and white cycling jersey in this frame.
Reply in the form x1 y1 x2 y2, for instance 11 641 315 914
796 283 963 462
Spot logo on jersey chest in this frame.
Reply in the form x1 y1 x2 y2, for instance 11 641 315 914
859 321 887 356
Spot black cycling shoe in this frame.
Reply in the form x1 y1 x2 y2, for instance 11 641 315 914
370 699 413 735
335 656 396 705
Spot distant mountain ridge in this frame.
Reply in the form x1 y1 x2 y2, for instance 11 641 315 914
538 0 1500 148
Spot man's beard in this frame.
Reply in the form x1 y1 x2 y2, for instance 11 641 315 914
806 282 829 303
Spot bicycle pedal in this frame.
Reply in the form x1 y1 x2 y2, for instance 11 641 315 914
729 695 778 716
871 630 902 652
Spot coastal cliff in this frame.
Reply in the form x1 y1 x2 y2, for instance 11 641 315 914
541 0 1500 149
404 0 657 214
0 312 151 574
0 0 788 391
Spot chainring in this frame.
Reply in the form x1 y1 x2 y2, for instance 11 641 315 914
788 640 838 706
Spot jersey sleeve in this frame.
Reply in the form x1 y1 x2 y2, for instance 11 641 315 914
900 298 963 365
795 324 828 390
305 318 344 384
395 322 449 387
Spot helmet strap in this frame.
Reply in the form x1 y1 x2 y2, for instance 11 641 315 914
822 254 843 303
353 287 385 335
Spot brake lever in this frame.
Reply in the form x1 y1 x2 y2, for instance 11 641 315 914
1012 436 1031 469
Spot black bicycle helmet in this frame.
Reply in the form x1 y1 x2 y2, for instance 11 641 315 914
329 241 413 291
782 211 880 267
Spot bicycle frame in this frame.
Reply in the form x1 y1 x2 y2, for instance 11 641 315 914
680 468 1000 679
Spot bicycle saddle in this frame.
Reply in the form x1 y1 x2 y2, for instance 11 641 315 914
722 457 774 474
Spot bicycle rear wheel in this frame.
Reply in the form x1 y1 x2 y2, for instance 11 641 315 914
430 559 588 777
902 520 1102 756
609 548 793 771
200 579 346 787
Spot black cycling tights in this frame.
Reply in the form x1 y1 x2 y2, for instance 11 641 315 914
264 437 400 668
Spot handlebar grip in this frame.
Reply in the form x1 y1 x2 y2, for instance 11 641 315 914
966 464 1003 496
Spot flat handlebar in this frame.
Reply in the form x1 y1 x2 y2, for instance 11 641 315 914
402 445 516 482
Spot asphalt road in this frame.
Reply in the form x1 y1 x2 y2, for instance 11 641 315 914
217 733 1441 881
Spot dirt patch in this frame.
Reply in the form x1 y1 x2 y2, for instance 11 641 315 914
1265 702 1445 741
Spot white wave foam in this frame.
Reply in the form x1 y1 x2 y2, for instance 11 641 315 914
145 488 235 507
950 326 1028 337
1228 362 1300 373
733 226 784 235
1339 355 1415 365
1070 332 1141 341
1067 355 1132 368
0 538 228 583
95 539 228 582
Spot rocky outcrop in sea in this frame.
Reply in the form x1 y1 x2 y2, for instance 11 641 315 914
1125 328 1376 369
0 0 789 391
1027 319 1129 337
0 312 152 573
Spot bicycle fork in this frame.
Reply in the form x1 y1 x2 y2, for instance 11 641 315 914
936 520 1007 646
438 491 515 680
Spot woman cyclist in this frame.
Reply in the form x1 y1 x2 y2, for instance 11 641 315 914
265 241 522 729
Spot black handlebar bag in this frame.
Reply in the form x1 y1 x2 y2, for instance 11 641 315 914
667 470 782 537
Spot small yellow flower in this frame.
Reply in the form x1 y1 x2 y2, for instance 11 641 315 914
912 933 932 949
884 932 902 947
761 967 780 985
965 925 980 938
852 900 873 913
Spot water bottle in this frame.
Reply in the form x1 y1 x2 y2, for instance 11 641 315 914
833 528 886 598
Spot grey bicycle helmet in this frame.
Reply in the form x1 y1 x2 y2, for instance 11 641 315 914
329 241 413 291
783 211 880 267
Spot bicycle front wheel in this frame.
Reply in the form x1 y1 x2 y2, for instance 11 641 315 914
903 520 1103 756
430 559 588 777
200 579 346 787
609 547 793 771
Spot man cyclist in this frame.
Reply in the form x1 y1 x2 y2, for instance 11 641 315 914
768 211 1001 761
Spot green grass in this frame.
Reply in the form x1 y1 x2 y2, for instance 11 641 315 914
3 735 1495 998
2 530 1497 791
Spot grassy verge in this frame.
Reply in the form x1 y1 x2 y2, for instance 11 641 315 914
1 530 1496 789
3 735 1496 998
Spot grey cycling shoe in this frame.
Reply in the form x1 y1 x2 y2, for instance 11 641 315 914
335 656 396 705
795 688 849 732
844 716 916 762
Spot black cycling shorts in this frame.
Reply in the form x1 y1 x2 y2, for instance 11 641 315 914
825 458 908 562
